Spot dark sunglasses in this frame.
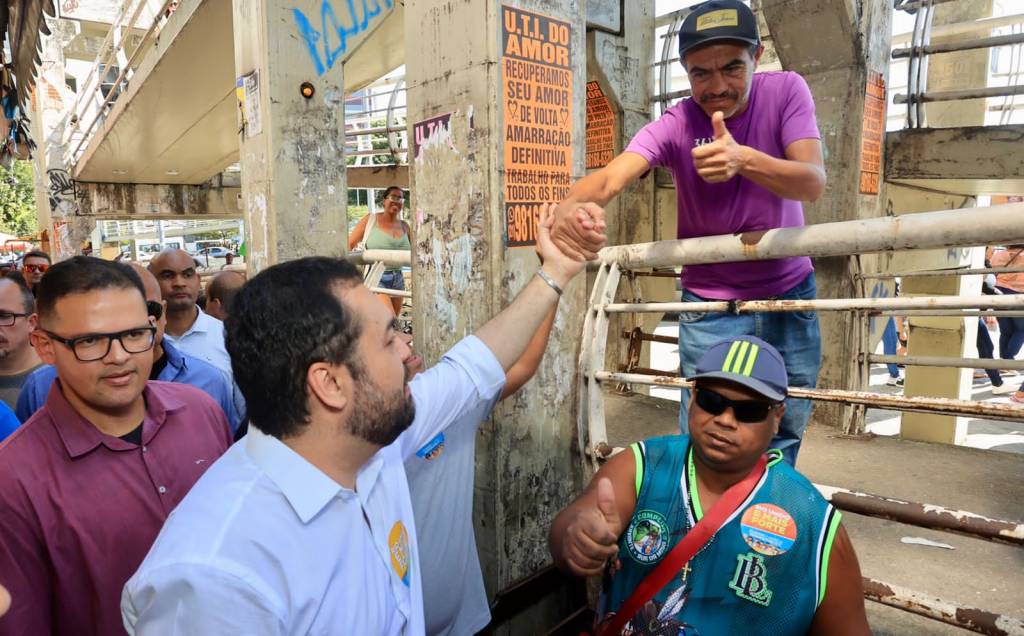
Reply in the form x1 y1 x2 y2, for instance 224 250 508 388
694 386 779 424
24 263 49 273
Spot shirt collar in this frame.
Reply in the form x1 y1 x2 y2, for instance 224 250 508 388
159 340 186 376
187 307 217 336
48 381 188 458
245 426 353 523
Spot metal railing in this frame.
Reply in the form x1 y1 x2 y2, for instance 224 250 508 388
62 0 174 167
895 2 1024 127
348 248 413 316
345 78 408 166
579 202 1024 634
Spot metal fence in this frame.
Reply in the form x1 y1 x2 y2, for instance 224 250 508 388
578 202 1024 635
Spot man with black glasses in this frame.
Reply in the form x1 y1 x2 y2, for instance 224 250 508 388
550 336 869 636
0 275 41 411
15 264 240 432
0 256 231 636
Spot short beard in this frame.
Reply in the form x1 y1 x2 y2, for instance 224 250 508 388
347 371 416 447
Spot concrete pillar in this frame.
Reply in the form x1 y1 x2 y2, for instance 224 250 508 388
586 2 660 380
30 18 95 260
895 0 993 444
231 0 347 273
760 0 893 430
406 0 586 630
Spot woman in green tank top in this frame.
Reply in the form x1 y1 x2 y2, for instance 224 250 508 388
348 186 412 315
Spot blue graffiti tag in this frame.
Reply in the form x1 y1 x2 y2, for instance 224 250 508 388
293 0 393 76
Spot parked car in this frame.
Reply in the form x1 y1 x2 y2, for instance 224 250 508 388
197 246 235 258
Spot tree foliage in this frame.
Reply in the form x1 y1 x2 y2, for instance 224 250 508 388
0 161 38 237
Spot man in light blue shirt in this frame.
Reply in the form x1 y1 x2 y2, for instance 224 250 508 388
16 264 239 431
122 207 595 634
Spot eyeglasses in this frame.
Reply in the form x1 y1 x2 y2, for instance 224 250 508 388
694 387 778 424
42 326 157 362
386 195 404 203
0 312 29 327
23 264 49 273
146 300 164 321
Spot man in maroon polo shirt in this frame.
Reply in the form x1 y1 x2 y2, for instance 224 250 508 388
0 256 231 636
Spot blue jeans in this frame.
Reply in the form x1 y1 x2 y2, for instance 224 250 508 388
379 270 406 291
882 318 900 378
977 318 1002 386
678 272 821 466
996 288 1024 360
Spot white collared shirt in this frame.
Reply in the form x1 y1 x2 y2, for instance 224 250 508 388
164 307 232 379
122 336 504 635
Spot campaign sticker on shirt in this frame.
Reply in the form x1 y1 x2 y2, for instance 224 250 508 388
626 510 669 564
389 521 411 586
740 503 797 556
415 432 445 461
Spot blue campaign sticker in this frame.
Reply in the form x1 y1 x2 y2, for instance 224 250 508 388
415 432 445 461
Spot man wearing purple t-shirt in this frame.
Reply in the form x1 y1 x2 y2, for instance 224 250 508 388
551 0 825 464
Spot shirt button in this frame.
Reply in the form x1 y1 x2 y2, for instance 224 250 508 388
158 486 167 494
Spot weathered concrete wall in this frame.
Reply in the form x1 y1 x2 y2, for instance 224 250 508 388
406 0 586 631
761 0 893 429
231 0 348 273
887 124 1024 181
586 2 660 387
77 182 242 218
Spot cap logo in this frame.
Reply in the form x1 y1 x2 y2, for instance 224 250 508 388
696 9 739 31
722 340 760 377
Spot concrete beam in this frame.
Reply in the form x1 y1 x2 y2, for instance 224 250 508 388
886 124 1024 182
346 164 409 190
76 182 242 218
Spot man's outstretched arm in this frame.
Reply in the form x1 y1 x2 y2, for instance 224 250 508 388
474 204 600 371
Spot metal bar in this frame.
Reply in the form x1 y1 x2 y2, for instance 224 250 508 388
601 295 1024 314
892 13 1024 46
346 249 411 267
631 271 680 278
593 372 1024 423
620 330 678 345
896 0 966 11
814 484 1024 546
598 203 1024 269
873 310 1024 317
893 32 1024 58
345 125 406 137
860 266 1024 279
895 84 1024 104
862 578 1024 636
868 354 1024 370
368 287 412 298
652 88 692 103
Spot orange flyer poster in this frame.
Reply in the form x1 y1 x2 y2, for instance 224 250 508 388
502 5 574 247
859 71 886 195
586 81 615 169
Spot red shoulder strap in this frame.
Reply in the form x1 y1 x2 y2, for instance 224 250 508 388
599 453 769 636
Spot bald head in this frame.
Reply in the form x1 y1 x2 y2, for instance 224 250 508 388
129 262 161 303
149 248 200 313
206 271 245 321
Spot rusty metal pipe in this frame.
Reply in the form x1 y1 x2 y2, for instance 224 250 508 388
892 32 1024 58
620 330 678 345
346 249 412 267
869 354 1024 371
873 310 1024 317
815 485 1024 546
597 204 1024 269
860 266 1024 279
593 372 1024 423
601 295 1024 314
862 577 1024 635
368 287 413 298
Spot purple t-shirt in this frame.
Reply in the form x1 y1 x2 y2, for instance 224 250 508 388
626 71 821 300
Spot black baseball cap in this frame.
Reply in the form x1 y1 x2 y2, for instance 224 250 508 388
678 0 760 62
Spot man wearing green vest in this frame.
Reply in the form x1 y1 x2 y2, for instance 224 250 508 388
550 336 870 635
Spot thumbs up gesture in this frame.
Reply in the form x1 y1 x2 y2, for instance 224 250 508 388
559 478 625 577
691 110 749 183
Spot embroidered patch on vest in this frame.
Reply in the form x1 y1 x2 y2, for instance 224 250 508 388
626 510 669 564
729 552 773 606
740 503 797 556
